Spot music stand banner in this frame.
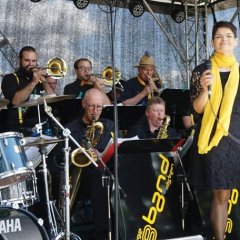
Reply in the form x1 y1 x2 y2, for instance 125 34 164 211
118 151 188 239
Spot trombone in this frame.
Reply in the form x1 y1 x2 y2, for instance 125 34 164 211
40 57 68 79
92 65 122 87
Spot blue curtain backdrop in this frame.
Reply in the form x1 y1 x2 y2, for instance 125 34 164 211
0 0 239 95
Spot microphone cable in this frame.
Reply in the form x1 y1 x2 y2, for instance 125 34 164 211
208 95 240 145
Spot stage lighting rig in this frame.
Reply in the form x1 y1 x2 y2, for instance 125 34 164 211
129 0 145 17
73 0 90 9
171 1 185 23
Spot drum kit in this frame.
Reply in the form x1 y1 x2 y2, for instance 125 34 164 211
0 96 83 240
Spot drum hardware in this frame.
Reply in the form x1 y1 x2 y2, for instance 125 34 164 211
0 98 9 108
18 94 82 239
32 122 67 240
43 100 95 240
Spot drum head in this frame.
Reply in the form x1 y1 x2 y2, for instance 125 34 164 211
0 206 49 240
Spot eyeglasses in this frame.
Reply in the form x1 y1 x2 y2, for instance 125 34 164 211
76 66 92 71
85 102 103 111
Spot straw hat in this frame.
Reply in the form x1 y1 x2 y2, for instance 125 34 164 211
134 53 156 68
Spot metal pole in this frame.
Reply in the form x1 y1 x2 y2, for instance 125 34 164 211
143 0 187 63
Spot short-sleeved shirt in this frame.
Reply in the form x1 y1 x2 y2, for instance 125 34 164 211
63 79 92 99
120 77 161 105
1 69 44 128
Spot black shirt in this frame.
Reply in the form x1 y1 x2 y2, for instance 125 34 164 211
63 79 92 99
57 117 114 157
127 115 179 139
119 76 161 105
1 69 44 129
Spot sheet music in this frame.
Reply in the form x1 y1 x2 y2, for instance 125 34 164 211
100 136 139 162
23 135 58 168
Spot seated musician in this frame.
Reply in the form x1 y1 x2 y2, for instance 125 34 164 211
54 88 114 240
127 96 178 138
119 52 162 106
118 97 182 237
1 46 55 133
63 58 110 105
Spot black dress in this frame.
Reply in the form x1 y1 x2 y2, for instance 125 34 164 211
188 63 240 189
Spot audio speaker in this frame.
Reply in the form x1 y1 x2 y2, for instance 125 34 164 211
163 235 204 240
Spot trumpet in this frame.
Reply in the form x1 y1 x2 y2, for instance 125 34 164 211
146 70 163 97
38 57 68 79
91 65 122 87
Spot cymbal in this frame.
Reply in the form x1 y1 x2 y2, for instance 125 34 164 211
24 137 64 147
0 98 9 108
16 95 75 108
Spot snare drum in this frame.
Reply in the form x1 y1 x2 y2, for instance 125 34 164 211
0 205 49 240
0 173 38 207
0 132 32 188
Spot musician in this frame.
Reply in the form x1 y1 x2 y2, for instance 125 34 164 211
189 21 240 240
54 88 114 240
46 77 58 92
63 58 110 105
127 96 178 138
119 53 162 106
1 46 55 132
118 97 182 238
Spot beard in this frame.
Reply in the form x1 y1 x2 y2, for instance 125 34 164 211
19 64 35 78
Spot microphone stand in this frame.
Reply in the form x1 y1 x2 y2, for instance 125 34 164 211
85 138 127 240
44 100 97 240
107 3 120 240
174 132 195 231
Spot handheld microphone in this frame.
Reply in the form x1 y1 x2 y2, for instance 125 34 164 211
205 59 212 97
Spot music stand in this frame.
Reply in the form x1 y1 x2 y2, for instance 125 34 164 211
118 138 182 154
101 105 145 130
161 88 190 130
118 138 194 233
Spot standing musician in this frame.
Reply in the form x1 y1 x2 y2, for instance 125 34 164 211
189 21 240 240
1 46 55 133
120 52 162 106
54 88 114 240
63 58 110 105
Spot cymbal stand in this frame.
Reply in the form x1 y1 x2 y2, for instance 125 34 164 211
34 122 64 240
44 100 96 240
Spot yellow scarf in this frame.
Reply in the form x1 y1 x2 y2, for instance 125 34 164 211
137 76 151 99
198 52 239 154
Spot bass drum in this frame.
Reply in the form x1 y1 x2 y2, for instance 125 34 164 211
0 206 49 240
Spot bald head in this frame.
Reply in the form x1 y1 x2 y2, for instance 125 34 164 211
82 88 105 124
83 88 105 104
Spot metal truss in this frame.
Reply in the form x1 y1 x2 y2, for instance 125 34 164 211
0 30 18 70
144 0 209 88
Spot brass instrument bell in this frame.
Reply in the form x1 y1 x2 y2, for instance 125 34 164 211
46 57 68 79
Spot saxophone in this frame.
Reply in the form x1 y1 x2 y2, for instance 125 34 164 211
157 115 171 139
69 118 104 209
